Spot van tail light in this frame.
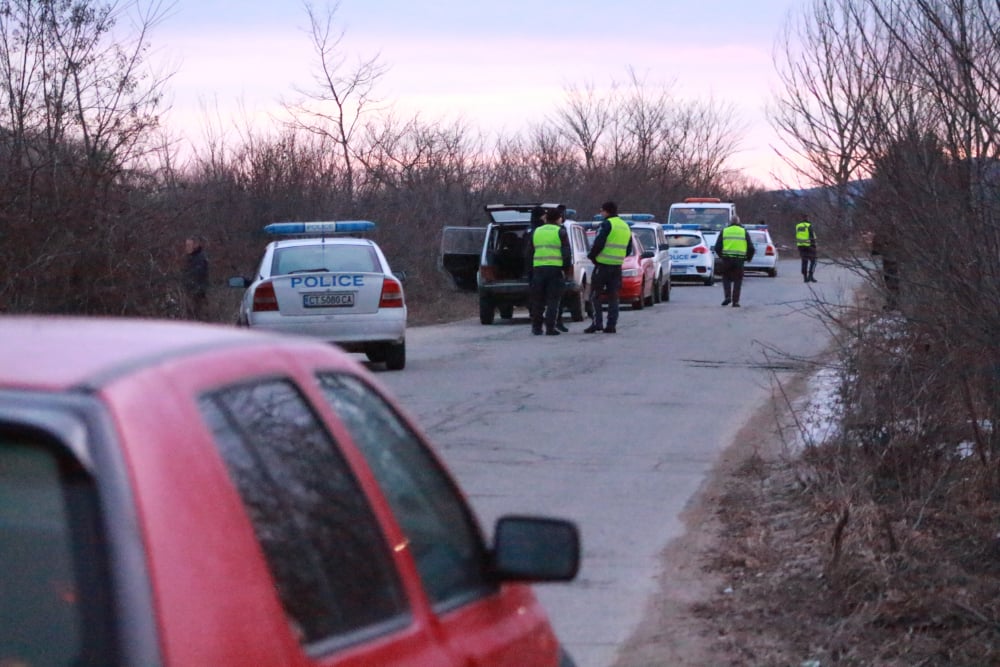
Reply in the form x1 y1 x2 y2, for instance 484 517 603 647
252 281 278 312
692 245 708 254
379 277 404 308
479 265 496 282
765 245 775 256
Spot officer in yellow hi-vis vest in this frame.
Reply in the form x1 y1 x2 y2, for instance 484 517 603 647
712 215 755 308
528 208 572 335
795 214 818 283
584 201 633 334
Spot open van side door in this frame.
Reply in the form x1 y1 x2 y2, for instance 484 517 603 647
440 226 487 292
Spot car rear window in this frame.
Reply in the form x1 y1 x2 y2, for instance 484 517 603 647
0 431 117 666
271 244 380 276
632 228 656 252
666 234 702 248
749 231 768 244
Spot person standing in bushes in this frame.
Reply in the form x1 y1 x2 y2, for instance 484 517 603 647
182 235 210 321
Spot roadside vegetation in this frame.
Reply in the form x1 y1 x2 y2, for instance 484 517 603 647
6 0 1000 663
684 1 1000 663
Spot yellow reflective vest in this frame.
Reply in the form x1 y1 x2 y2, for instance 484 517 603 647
796 221 814 247
594 216 630 266
720 224 749 258
532 224 564 267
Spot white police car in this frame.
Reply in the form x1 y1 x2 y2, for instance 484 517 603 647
663 224 716 286
232 221 407 370
624 215 673 303
744 224 779 277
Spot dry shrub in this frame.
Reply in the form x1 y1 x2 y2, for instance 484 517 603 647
699 308 1000 665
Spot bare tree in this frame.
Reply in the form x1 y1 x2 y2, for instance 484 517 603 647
283 0 388 204
551 80 611 171
0 0 172 313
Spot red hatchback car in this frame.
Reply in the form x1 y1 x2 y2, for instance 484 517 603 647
585 229 656 310
0 317 580 667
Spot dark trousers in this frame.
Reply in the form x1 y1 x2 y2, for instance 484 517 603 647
184 290 208 321
530 266 565 332
589 263 623 328
882 258 900 308
720 257 746 304
798 246 817 278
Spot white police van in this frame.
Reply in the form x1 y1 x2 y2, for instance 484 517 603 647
231 221 407 370
666 197 739 272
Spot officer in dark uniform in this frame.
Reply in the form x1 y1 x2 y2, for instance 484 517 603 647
713 216 755 308
796 215 818 283
584 201 633 334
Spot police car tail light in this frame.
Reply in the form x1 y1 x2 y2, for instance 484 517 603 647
765 245 775 256
379 277 404 308
692 246 709 254
252 281 279 312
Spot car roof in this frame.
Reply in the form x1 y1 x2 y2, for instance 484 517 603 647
268 236 377 249
0 316 319 391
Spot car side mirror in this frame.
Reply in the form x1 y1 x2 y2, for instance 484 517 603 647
490 515 580 582
641 250 655 260
393 270 408 284
228 276 249 288
659 243 670 251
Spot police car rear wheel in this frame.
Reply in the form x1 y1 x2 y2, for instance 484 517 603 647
385 341 406 371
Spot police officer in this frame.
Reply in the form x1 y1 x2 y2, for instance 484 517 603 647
796 214 818 283
584 201 632 334
713 215 755 308
529 208 572 335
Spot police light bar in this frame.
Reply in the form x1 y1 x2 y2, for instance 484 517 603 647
263 220 376 235
620 213 657 222
662 223 703 230
591 213 657 222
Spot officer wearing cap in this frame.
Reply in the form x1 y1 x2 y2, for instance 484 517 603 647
584 201 632 334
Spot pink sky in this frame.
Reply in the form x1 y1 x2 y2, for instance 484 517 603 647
156 0 804 189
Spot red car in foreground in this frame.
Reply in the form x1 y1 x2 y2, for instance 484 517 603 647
0 316 580 667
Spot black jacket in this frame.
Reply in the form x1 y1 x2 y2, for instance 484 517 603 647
183 248 209 297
